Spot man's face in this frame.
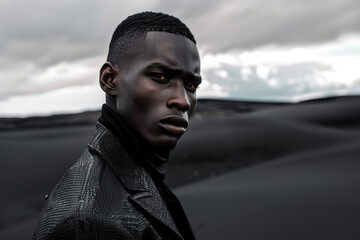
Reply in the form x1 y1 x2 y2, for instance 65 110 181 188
114 31 201 152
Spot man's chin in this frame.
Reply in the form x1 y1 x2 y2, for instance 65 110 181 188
151 137 180 152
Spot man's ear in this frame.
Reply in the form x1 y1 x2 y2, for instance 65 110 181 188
99 62 119 96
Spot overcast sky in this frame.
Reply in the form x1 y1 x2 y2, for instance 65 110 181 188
1 0 360 117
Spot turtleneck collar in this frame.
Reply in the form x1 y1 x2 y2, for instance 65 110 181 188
98 104 168 183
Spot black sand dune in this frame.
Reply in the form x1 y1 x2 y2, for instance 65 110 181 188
1 96 360 240
175 138 360 239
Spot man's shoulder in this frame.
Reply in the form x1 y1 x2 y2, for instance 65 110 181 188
49 148 104 208
32 148 106 238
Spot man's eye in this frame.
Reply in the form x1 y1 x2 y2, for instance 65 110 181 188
150 73 169 82
184 82 199 92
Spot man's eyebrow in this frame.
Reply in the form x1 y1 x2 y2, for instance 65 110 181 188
146 62 202 83
146 62 181 74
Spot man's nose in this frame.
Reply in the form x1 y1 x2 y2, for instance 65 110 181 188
167 81 191 112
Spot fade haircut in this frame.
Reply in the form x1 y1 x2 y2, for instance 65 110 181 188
107 11 196 65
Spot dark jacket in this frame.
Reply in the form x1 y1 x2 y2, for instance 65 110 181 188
32 122 186 239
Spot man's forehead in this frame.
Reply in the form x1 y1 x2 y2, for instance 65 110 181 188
142 31 200 67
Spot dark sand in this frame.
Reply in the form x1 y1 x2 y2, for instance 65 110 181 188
1 96 360 239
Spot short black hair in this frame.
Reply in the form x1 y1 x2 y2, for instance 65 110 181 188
107 11 196 65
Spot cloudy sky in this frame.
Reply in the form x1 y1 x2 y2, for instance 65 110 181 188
1 0 360 117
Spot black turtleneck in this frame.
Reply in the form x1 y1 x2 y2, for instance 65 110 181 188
98 104 196 240
98 104 167 183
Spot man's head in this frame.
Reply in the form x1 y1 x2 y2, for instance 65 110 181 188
106 11 196 66
100 12 201 154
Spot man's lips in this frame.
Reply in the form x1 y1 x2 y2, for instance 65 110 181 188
160 115 188 136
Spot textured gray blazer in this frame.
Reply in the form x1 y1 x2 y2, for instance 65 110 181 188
32 123 185 239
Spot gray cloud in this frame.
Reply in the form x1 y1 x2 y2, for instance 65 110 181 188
2 0 359 65
200 61 359 101
0 0 153 68
163 0 360 52
1 1 107 67
1 0 360 100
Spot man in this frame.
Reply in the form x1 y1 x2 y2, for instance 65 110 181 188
32 12 201 240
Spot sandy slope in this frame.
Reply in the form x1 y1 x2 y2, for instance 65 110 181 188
175 142 360 239
1 96 359 240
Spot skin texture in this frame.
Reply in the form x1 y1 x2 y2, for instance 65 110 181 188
100 31 201 155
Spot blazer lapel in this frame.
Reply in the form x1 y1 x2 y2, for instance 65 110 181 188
88 122 183 240
129 189 183 240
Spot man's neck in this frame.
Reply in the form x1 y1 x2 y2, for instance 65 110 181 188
98 104 169 183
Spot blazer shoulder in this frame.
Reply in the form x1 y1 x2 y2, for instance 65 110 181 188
48 148 105 211
32 148 105 239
